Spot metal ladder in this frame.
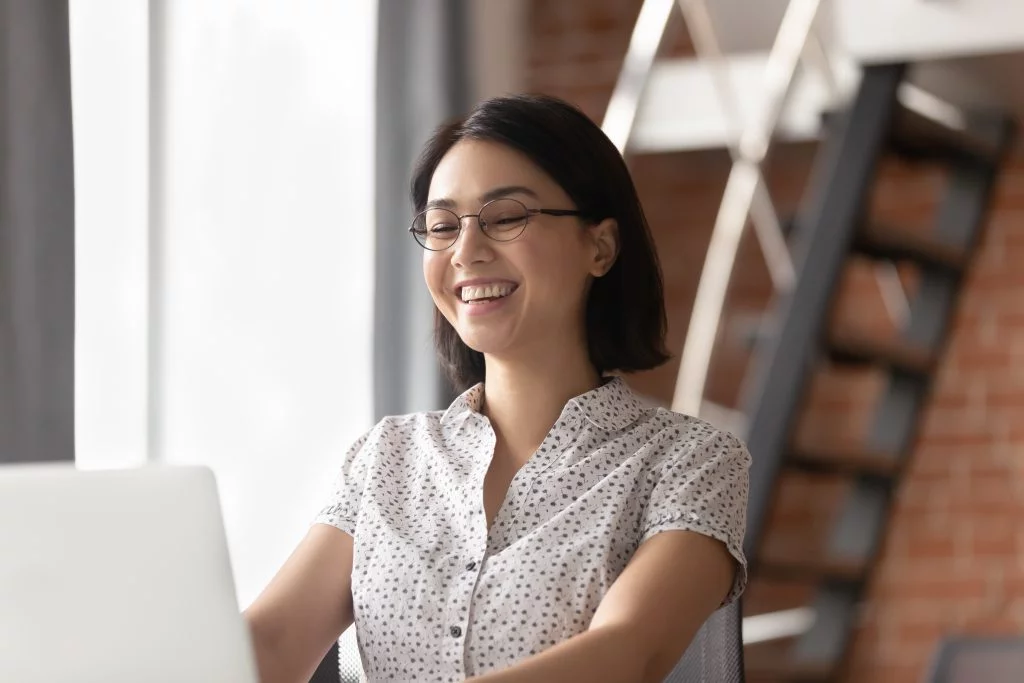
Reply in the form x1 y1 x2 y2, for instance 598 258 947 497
741 62 1013 680
603 1 1015 680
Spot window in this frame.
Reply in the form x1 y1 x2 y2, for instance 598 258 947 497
72 2 376 674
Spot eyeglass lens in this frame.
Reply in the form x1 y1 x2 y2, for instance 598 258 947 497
411 198 530 250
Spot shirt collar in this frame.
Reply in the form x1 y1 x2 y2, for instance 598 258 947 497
440 382 485 426
568 376 648 432
439 376 648 433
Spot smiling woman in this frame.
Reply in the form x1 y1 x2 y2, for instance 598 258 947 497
412 95 672 393
243 95 751 683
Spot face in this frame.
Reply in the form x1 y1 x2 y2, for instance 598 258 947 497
422 139 618 362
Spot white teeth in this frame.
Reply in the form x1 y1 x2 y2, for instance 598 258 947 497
461 283 515 302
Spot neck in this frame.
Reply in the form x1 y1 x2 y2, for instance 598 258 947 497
481 344 601 467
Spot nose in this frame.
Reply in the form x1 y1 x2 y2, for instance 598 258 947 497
450 215 493 268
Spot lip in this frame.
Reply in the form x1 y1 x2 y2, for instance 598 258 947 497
459 287 518 316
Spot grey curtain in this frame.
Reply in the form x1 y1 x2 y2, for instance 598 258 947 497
0 0 76 465
372 0 470 421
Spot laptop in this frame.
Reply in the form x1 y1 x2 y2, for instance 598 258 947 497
0 463 258 683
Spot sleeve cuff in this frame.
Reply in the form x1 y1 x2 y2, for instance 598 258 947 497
312 504 356 536
641 515 748 606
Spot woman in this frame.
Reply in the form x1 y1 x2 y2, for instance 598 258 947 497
244 94 750 683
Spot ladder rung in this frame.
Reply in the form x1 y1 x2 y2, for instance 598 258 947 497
787 444 901 478
757 556 866 584
855 223 967 272
888 103 1002 166
827 332 935 376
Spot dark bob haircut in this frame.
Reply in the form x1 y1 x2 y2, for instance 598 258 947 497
411 94 669 391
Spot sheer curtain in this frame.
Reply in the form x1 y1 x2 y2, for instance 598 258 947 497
72 1 377 677
153 0 376 614
72 0 475 679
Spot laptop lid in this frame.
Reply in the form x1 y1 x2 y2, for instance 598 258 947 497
0 464 258 683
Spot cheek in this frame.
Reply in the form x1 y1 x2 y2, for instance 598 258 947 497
422 253 448 303
519 240 589 295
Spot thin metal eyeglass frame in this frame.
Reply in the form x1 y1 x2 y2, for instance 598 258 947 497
408 197 585 251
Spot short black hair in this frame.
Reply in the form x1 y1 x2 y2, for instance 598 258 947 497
411 94 669 392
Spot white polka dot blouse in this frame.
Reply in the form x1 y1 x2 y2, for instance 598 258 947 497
315 376 750 682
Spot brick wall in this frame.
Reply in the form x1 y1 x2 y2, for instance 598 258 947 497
525 1 1024 681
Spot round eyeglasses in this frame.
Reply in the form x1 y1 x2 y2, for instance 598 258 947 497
409 197 585 251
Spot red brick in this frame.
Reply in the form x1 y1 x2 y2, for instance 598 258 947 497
955 615 1023 635
971 523 1018 558
889 531 959 564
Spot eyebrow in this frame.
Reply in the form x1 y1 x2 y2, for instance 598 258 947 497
425 185 540 211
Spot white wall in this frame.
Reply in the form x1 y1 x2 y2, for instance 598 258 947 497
71 0 377 616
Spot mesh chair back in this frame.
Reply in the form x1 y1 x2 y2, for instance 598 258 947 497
662 599 745 683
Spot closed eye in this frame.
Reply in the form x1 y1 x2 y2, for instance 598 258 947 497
429 224 460 234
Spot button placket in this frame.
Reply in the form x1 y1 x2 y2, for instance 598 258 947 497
443 567 476 674
444 421 491 675
503 420 578 540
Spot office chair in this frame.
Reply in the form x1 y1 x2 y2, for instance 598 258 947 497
664 598 745 682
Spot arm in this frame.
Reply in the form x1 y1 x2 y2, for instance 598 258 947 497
466 529 736 683
243 524 355 683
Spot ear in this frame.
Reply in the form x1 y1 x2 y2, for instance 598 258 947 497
587 218 619 277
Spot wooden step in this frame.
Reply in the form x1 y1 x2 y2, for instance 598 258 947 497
888 103 1003 167
826 332 935 376
854 223 967 272
757 556 866 584
787 444 901 478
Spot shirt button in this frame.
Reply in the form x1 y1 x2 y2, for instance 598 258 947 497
466 561 477 572
450 625 462 638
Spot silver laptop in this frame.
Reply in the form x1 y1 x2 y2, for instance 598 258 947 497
0 463 258 683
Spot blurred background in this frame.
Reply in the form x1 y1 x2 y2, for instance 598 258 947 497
3 0 1023 682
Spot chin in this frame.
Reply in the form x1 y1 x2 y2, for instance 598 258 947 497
455 326 520 356
458 335 512 356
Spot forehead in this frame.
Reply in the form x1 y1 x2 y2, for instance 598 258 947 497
428 139 562 204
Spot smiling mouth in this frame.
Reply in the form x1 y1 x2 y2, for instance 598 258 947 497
458 283 518 303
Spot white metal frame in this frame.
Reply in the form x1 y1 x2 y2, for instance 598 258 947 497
670 0 825 418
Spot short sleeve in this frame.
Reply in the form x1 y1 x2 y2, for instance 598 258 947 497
640 429 751 605
312 428 376 536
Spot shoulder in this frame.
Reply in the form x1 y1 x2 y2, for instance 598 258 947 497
631 407 750 471
370 409 447 435
341 409 448 461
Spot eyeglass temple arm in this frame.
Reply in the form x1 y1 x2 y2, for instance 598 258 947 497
533 209 586 217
